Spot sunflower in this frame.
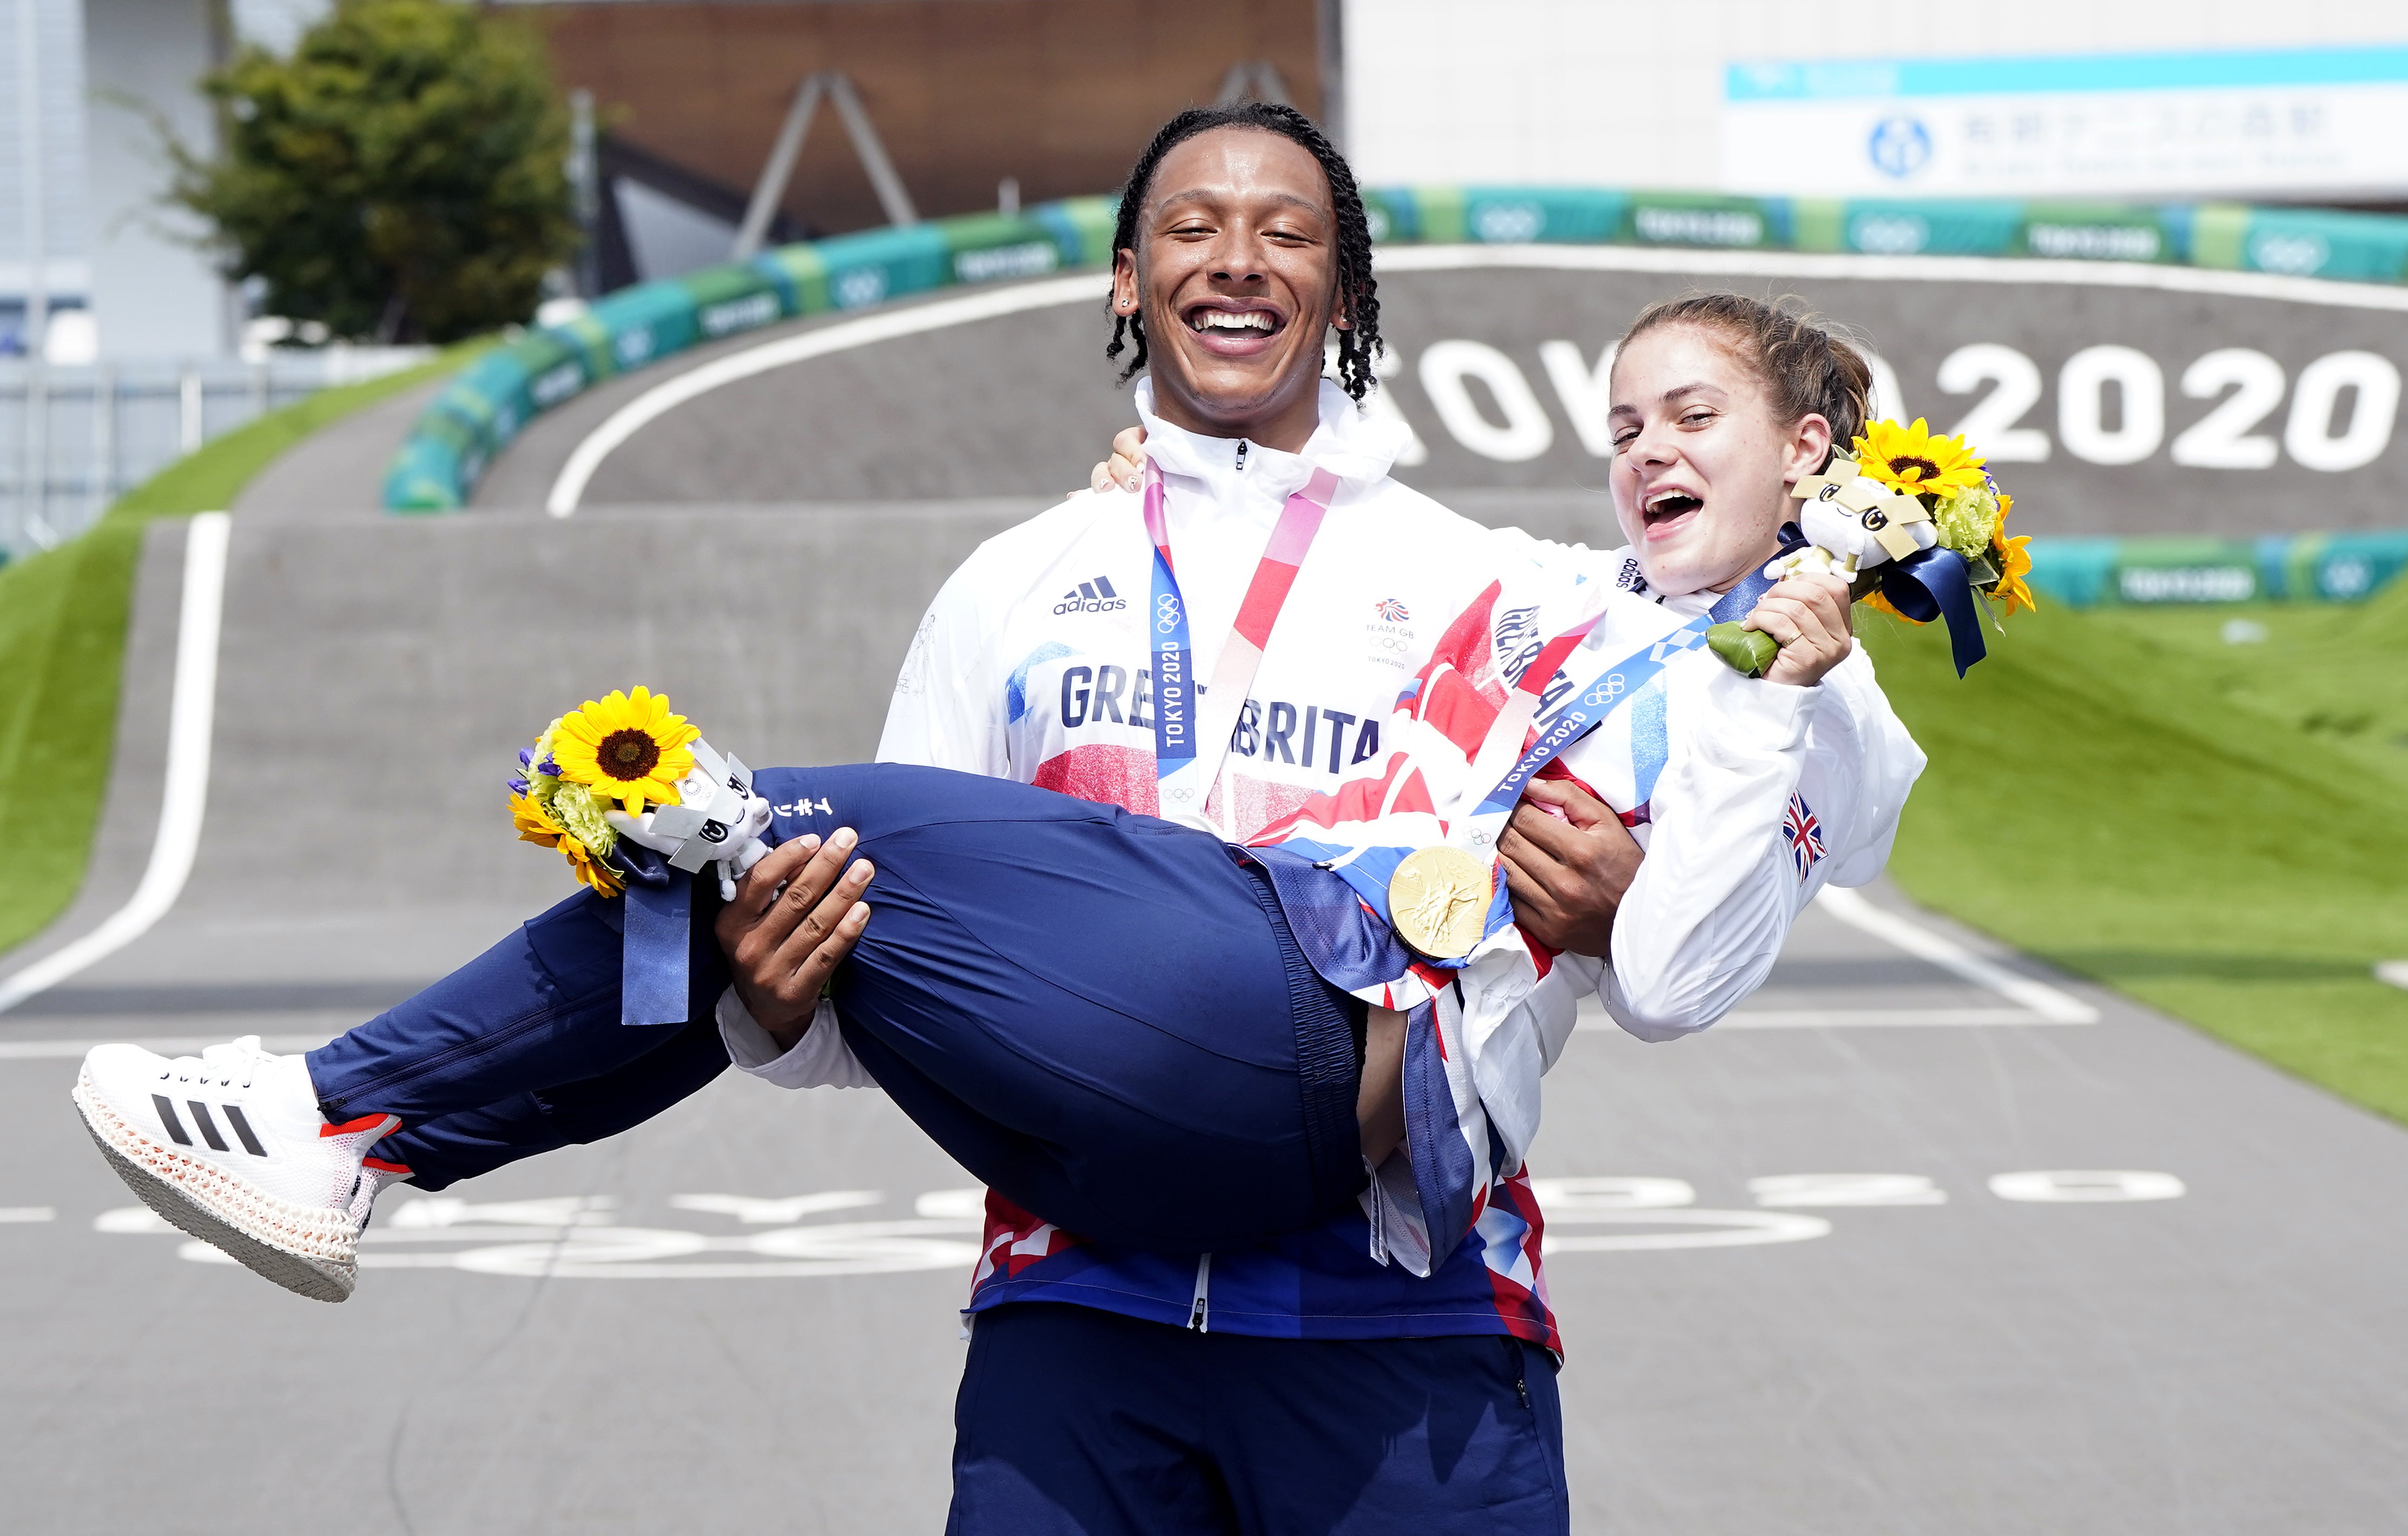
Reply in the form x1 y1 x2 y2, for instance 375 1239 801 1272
510 789 565 849
549 686 700 813
1862 587 1916 624
558 833 625 897
1853 418 1987 501
509 791 622 896
1987 533 2038 618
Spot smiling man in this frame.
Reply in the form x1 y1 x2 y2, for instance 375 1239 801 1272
730 103 1588 1533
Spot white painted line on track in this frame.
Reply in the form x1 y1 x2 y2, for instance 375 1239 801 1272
546 273 1114 515
2376 961 2408 990
0 1034 331 1062
1719 1007 2080 1029
0 1207 56 1223
1811 886 2101 1024
1579 1006 2082 1032
0 514 230 1018
1574 888 2099 1031
1370 241 2408 312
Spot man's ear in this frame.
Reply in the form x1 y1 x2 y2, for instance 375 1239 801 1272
1111 249 1140 317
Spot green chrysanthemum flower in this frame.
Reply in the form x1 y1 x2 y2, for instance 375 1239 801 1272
1931 483 2003 562
550 782 618 858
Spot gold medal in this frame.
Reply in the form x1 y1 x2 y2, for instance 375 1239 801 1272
1388 845 1494 960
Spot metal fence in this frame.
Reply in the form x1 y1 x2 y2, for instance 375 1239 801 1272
1 348 430 560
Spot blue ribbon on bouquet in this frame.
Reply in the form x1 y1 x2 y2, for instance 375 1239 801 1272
613 843 694 1027
1877 546 1987 678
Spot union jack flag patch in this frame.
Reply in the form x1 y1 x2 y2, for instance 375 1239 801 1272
1783 792 1824 882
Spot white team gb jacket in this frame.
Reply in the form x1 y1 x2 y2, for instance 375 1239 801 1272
722 381 1926 1275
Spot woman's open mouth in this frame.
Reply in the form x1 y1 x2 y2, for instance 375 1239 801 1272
1642 488 1704 538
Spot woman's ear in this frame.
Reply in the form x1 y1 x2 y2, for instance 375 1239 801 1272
1783 412 1835 487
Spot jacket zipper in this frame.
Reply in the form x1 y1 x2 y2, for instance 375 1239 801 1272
1235 440 1249 472
1189 1252 1213 1332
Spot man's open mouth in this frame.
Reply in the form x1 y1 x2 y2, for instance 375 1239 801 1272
1183 302 1284 342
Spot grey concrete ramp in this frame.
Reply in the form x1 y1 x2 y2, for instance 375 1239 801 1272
5 500 1039 1011
234 378 448 516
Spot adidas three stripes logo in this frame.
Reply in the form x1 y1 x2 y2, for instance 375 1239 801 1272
1052 575 1126 615
152 1095 268 1156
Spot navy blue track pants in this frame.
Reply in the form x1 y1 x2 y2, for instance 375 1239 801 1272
949 1303 1570 1536
307 764 1365 1253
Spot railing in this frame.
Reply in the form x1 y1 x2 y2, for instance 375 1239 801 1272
1 349 430 560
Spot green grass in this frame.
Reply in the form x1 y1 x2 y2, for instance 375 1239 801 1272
1863 580 2408 1124
0 343 486 955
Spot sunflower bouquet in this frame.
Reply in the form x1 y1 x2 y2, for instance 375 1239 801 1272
1710 418 2030 679
507 686 703 896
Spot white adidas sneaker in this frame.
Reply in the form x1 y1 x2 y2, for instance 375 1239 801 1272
71 1036 401 1302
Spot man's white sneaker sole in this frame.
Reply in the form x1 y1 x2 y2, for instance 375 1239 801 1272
71 1068 360 1303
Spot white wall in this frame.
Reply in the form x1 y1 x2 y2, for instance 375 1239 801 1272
1343 0 2408 193
83 0 233 359
0 0 93 322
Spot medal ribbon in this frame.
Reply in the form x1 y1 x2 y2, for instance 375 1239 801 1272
1447 544 1796 856
1142 458 1340 829
1447 604 1718 858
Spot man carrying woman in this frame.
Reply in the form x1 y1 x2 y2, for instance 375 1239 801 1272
72 102 1917 1534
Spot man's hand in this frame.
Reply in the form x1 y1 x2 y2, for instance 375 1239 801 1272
713 830 873 1051
1088 426 1150 494
1745 572 1854 688
1497 778 1642 957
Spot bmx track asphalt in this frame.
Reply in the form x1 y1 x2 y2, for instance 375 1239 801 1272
2 274 2404 1533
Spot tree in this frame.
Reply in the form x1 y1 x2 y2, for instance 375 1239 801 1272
175 0 580 343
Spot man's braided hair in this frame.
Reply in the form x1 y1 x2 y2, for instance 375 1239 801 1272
1104 102 1382 401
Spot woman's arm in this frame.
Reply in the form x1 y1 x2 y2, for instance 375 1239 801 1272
1598 642 1922 1040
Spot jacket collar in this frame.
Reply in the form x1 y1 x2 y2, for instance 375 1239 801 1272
1132 376 1409 498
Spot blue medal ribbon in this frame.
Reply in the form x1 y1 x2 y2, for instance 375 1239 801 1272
1145 534 1196 783
1455 609 1719 840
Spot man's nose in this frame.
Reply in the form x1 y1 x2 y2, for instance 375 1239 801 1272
1206 227 1271 284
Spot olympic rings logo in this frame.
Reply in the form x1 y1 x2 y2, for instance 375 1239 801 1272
1156 594 1183 633
1584 674 1627 707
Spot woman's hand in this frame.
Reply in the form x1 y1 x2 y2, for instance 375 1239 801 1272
714 830 873 1050
1745 572 1855 688
1087 426 1151 494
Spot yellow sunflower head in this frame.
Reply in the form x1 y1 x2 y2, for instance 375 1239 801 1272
1853 418 1987 501
509 789 624 896
549 686 700 814
560 833 625 897
509 791 564 848
1861 586 1922 625
1988 533 2038 618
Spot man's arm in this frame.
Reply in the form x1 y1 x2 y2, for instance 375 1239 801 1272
716 561 1011 1085
1497 778 1640 956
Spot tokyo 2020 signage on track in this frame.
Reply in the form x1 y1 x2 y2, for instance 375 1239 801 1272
1365 249 2408 539
542 249 2408 546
